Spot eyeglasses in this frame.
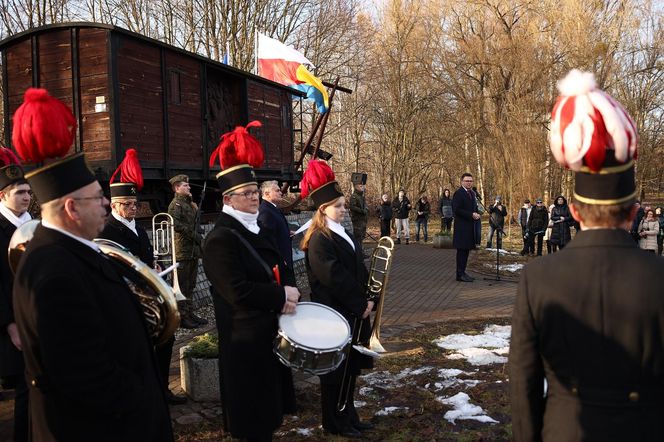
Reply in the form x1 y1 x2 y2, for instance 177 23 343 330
73 195 106 204
228 190 260 199
119 201 138 208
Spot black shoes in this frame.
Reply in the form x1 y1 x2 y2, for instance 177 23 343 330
353 420 375 431
395 239 401 244
325 426 362 438
406 239 409 245
191 313 209 326
456 274 474 282
179 317 199 329
165 390 187 405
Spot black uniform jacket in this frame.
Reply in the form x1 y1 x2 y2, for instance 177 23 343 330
451 186 478 249
12 225 173 442
258 200 294 270
99 215 153 266
305 229 373 383
0 212 22 377
510 229 664 442
203 212 294 438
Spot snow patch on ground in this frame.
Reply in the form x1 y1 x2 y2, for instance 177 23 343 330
375 406 409 416
359 386 374 396
484 263 524 272
354 401 367 408
361 366 435 389
294 428 315 436
437 392 498 424
485 248 521 255
433 325 511 366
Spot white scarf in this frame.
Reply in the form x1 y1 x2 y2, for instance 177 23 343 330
0 202 32 228
326 217 355 251
223 204 260 234
112 211 138 236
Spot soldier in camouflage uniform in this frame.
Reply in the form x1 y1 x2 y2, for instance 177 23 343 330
168 174 206 329
349 173 368 243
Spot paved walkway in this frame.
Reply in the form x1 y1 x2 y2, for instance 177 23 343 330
0 243 519 437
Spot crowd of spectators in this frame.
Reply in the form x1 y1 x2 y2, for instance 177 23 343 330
370 190 664 257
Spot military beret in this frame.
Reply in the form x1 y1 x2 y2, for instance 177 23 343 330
169 174 189 186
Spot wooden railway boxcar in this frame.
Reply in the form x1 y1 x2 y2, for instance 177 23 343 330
0 22 304 210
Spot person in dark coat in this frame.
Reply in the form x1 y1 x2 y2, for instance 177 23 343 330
439 188 454 232
0 150 31 442
549 195 572 251
10 89 173 442
392 189 411 244
300 160 374 438
527 199 549 256
414 195 431 242
257 179 298 414
486 195 507 249
451 173 479 282
99 151 186 406
203 122 300 440
349 173 368 243
510 69 663 442
378 193 393 238
258 180 294 270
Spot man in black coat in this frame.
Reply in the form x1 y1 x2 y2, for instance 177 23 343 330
451 173 479 282
510 70 664 441
486 195 507 249
0 157 31 442
527 199 549 256
99 178 186 405
13 174 173 441
258 180 294 270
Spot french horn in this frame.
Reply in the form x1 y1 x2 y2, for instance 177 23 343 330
8 220 180 346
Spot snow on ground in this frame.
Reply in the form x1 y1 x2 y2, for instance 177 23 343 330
485 247 521 255
359 386 374 396
360 366 435 389
354 401 367 408
375 406 409 416
432 325 511 366
484 263 524 272
437 392 498 424
294 428 315 436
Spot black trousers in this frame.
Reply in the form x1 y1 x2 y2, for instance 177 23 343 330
380 219 391 238
534 233 544 256
456 248 470 278
156 336 175 392
1 373 28 442
320 376 362 433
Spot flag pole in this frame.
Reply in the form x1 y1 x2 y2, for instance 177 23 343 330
253 31 258 75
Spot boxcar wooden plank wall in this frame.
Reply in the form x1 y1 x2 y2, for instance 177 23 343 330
116 34 164 169
205 67 245 177
164 50 202 170
5 38 33 134
78 28 111 163
247 79 293 171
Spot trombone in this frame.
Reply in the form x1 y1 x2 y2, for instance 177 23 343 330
152 213 186 302
337 236 395 412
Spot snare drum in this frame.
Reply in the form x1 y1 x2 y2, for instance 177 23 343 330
274 302 351 375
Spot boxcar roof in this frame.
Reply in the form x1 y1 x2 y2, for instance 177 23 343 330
0 21 306 97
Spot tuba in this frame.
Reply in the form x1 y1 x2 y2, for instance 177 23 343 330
8 220 180 346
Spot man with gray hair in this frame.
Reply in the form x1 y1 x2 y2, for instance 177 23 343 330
258 180 294 271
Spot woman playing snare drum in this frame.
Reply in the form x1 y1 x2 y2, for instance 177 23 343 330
299 161 375 438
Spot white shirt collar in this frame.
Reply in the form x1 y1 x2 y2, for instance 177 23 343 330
111 211 138 236
0 202 31 228
223 204 260 234
41 220 101 253
326 217 355 251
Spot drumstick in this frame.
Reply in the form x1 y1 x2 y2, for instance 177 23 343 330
272 265 281 285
